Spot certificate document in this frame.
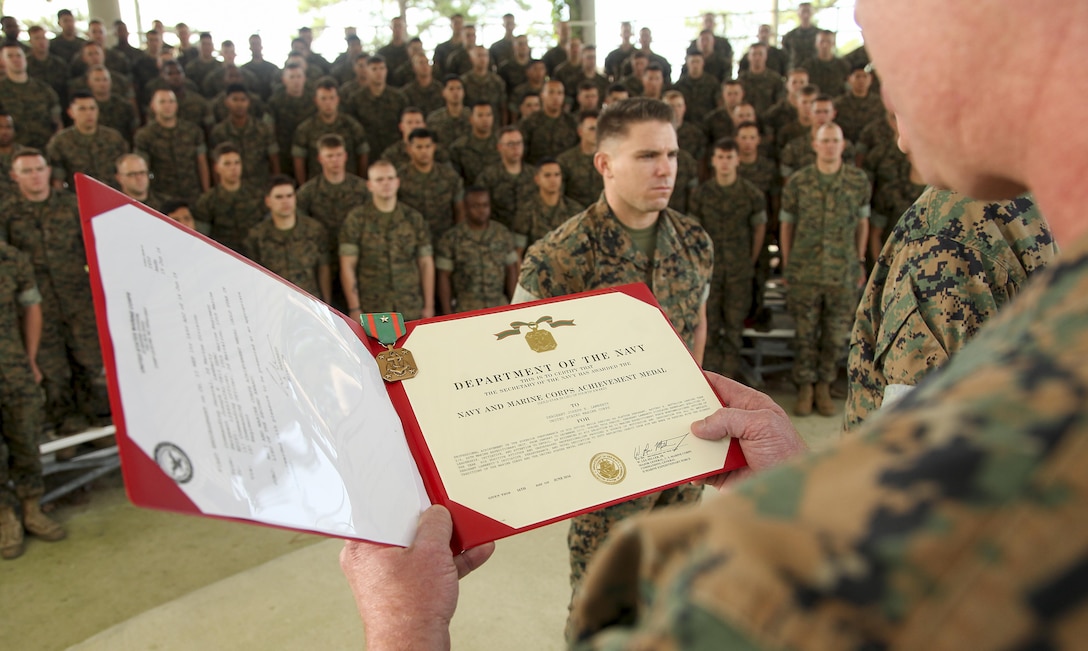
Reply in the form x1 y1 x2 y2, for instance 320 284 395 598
77 175 745 550
402 293 730 530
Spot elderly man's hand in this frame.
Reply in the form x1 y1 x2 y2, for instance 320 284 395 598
692 372 808 489
340 505 495 650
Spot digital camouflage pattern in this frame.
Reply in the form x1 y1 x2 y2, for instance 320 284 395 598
673 74 719 125
0 242 45 507
781 24 819 69
243 215 330 298
736 69 785 117
866 142 927 233
295 173 370 260
856 115 895 160
449 132 500 185
845 188 1058 432
460 71 507 124
401 78 445 116
675 122 707 165
45 126 129 188
396 163 465 241
518 196 712 599
781 164 871 287
27 53 69 104
689 177 767 377
434 221 518 312
194 183 266 254
667 149 700 214
520 110 579 165
0 190 103 432
173 91 213 130
291 113 369 178
379 140 451 171
798 56 851 96
556 146 603 209
833 91 885 145
183 58 221 96
266 89 316 173
133 119 207 203
426 106 471 150
339 202 432 319
0 77 61 149
738 156 780 200
209 117 279 186
347 86 407 159
95 94 138 143
780 132 858 179
702 107 735 147
475 162 537 229
781 164 871 385
510 193 584 251
570 226 1088 651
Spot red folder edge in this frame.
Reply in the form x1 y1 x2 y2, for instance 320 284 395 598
76 175 748 551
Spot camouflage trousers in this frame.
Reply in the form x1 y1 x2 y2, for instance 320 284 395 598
39 297 108 432
704 272 753 379
567 483 703 603
788 283 858 385
0 367 45 509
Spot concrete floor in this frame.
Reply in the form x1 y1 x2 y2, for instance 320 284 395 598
1 378 844 651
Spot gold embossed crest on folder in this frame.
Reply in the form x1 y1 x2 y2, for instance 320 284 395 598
524 327 557 352
589 452 626 485
494 315 575 352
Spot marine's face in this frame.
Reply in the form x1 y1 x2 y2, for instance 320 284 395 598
318 146 347 175
215 153 243 184
116 157 150 196
595 120 677 215
265 183 296 219
12 155 52 196
536 163 562 194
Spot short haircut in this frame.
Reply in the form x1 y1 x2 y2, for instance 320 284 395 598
407 127 434 143
69 90 95 105
162 199 190 215
596 97 674 146
578 109 600 124
800 84 820 96
643 63 664 75
723 79 743 89
734 120 760 134
582 45 596 53
225 83 248 96
366 54 386 65
749 42 768 51
607 83 627 94
498 125 522 139
662 89 684 102
283 62 303 72
400 106 424 119
813 93 834 103
631 51 649 60
315 77 339 92
818 29 835 38
211 142 240 162
368 158 397 174
521 91 540 102
27 25 44 36
686 50 704 59
713 137 738 154
465 185 488 197
577 80 599 93
408 37 422 45
58 9 74 19
788 67 809 78
199 32 212 40
469 100 493 111
13 147 47 164
442 74 463 88
317 133 345 150
221 39 234 48
115 152 148 170
266 174 296 193
535 157 559 169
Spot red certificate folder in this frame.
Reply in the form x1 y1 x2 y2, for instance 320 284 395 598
77 175 746 552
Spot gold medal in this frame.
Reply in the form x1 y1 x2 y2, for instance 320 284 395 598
524 326 557 352
375 345 418 382
361 313 418 382
494 316 576 352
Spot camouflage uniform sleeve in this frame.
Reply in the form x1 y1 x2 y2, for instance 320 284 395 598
13 247 42 306
313 221 331 266
338 209 362 257
779 172 800 223
242 224 261 261
572 227 1088 649
434 228 455 272
747 182 769 225
405 206 433 258
291 121 309 159
349 117 370 156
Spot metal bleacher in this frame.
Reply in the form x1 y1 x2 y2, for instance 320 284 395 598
39 426 120 504
738 282 795 387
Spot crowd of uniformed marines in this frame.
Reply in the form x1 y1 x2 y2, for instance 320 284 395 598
0 6 1057 627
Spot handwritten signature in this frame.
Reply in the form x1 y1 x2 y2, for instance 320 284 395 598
633 433 688 461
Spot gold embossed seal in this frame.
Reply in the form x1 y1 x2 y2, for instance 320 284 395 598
494 316 576 352
589 452 626 485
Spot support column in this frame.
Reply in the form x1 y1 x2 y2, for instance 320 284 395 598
87 0 123 46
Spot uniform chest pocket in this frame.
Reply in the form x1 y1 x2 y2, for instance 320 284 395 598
874 276 950 387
